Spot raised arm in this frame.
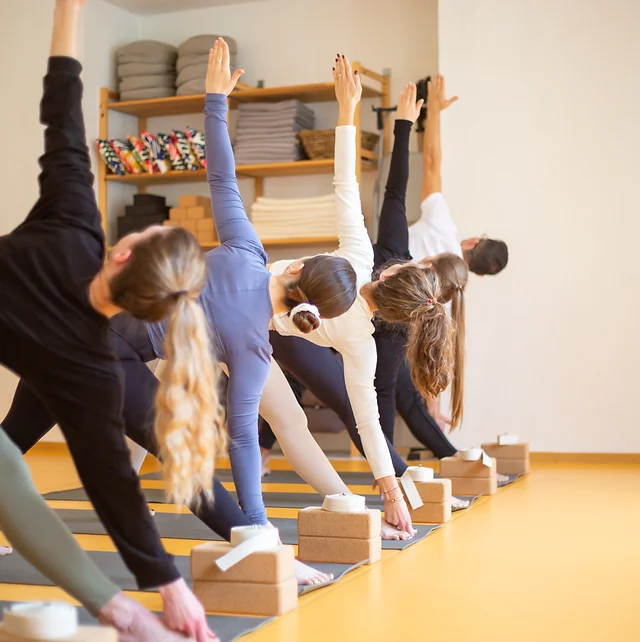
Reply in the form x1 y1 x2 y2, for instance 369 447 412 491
421 74 458 201
375 83 424 261
204 39 262 249
332 55 374 277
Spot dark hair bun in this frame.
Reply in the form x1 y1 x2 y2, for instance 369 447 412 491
292 310 320 334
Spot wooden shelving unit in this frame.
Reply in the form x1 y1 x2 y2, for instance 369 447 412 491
98 63 391 246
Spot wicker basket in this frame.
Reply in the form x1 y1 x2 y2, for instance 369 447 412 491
299 129 379 160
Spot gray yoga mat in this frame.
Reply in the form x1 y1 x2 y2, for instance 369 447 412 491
48 509 439 550
0 549 363 597
0 600 270 642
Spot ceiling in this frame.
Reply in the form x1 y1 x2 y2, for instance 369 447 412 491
103 0 264 15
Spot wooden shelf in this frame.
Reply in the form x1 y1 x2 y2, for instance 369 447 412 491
108 236 338 252
107 82 382 118
105 159 376 185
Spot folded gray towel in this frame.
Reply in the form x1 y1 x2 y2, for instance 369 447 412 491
235 133 300 144
178 35 237 58
119 87 176 102
117 40 177 64
238 100 314 116
118 62 175 78
119 74 176 92
177 52 237 73
177 63 208 86
176 78 206 96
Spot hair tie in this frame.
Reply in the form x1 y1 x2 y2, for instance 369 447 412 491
426 298 437 307
290 303 322 326
173 290 188 300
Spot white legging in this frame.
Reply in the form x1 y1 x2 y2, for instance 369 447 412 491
128 358 349 495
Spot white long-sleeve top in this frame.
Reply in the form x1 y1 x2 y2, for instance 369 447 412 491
269 126 395 480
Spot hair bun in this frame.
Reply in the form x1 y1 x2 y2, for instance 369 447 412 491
292 310 320 334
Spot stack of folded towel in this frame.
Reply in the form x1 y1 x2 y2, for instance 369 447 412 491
234 100 315 165
250 194 337 241
116 41 177 101
177 35 237 96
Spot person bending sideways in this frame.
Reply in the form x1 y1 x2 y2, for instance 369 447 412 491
0 1 220 639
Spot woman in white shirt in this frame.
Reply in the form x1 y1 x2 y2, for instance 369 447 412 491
265 57 455 536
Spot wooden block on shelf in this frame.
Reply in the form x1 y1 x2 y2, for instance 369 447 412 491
481 443 530 459
298 507 381 539
196 218 215 232
198 230 216 244
447 476 498 497
0 625 117 642
187 205 211 220
440 456 496 479
190 541 295 584
163 220 178 227
169 207 187 221
178 219 197 234
194 577 298 616
178 195 209 208
297 535 381 565
409 501 451 524
496 459 530 475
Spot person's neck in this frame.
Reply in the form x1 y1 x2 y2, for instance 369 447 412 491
462 248 472 265
359 282 378 312
269 275 290 315
88 272 121 319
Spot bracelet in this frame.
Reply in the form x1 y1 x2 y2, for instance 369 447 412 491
385 495 403 503
382 487 401 496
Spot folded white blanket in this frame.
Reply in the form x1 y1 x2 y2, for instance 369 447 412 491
255 194 334 206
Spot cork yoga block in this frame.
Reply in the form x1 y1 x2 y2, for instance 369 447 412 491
162 220 178 227
409 501 451 524
178 194 209 208
194 577 298 616
481 443 530 459
190 541 295 584
198 231 216 244
0 625 117 642
187 205 211 220
297 507 381 540
297 535 381 565
414 479 452 503
196 218 215 232
448 476 498 497
169 207 187 221
440 456 496 479
495 459 530 475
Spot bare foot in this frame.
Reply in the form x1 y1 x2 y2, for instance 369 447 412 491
99 592 212 642
0 546 12 556
497 473 510 483
381 518 413 541
295 559 333 586
451 496 470 510
149 508 156 517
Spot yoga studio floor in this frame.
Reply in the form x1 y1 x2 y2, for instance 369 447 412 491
1 449 638 642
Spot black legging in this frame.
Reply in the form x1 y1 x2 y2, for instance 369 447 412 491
3 312 251 543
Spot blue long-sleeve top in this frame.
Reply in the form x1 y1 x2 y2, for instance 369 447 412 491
146 93 272 525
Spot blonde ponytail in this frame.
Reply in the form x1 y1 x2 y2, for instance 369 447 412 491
155 295 226 508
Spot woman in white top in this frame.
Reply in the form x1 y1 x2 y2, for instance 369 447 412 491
266 57 456 536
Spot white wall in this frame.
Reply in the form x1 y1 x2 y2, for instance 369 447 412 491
437 0 640 452
0 0 139 440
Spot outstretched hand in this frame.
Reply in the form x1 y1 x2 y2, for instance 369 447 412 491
206 38 244 96
396 82 425 124
334 54 362 119
427 74 458 113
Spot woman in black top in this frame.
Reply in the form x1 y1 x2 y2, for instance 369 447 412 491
0 1 220 640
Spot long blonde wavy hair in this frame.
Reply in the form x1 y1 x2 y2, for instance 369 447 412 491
110 227 225 507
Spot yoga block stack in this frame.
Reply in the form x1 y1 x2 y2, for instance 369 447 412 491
482 441 530 475
116 41 177 101
297 506 382 565
402 478 452 524
117 194 169 240
439 456 498 496
163 195 216 244
177 35 237 96
0 627 117 642
191 541 297 616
